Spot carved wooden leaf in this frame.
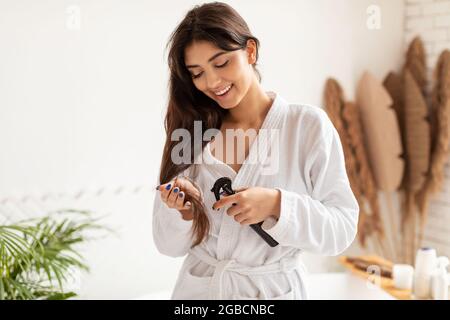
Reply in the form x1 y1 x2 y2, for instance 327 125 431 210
405 37 427 96
324 78 374 246
403 69 431 193
356 71 404 192
416 50 450 220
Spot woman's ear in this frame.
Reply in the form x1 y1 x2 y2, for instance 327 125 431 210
246 39 257 65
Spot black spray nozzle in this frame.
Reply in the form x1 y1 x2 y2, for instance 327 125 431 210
210 176 279 248
211 177 235 201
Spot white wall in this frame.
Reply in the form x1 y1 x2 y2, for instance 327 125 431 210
0 0 405 299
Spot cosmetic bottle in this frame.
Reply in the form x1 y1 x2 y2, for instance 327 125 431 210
413 247 437 299
431 256 449 300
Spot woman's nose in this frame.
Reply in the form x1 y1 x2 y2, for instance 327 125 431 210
205 72 221 90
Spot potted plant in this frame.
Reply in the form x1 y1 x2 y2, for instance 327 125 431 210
0 209 107 300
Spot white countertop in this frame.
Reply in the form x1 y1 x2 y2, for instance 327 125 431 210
137 272 395 300
306 272 395 300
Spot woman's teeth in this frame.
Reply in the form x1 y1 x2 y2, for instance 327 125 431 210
214 84 232 96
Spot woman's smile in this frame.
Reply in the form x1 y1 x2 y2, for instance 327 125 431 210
213 84 234 100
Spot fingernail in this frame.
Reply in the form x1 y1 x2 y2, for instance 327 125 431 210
166 184 171 190
179 192 184 198
186 202 192 207
173 187 179 193
212 205 215 210
156 185 160 190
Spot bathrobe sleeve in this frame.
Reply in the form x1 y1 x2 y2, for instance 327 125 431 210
262 108 359 256
152 170 195 258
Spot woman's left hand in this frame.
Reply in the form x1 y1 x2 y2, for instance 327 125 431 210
212 187 281 225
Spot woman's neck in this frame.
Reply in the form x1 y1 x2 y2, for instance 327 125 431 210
224 80 273 128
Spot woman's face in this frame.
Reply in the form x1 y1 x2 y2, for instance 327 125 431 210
184 40 256 109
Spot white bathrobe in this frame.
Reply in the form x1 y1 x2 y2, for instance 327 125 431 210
152 92 359 300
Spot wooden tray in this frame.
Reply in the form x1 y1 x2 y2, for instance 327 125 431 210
339 255 412 300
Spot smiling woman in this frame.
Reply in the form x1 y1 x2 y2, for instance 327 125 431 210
184 41 254 107
153 1 359 301
159 1 267 247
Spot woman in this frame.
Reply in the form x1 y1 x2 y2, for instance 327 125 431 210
153 2 359 300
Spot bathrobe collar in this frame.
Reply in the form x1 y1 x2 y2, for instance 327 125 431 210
202 91 288 188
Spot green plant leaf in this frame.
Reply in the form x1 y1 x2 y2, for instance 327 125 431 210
0 209 110 300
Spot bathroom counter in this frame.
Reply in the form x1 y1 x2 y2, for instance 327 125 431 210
306 272 395 300
137 272 396 300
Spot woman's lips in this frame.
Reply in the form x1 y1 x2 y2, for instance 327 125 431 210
214 84 233 100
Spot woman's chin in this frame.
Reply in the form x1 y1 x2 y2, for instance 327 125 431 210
218 101 237 109
210 85 240 109
216 95 240 110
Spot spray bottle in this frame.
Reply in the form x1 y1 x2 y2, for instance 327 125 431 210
413 247 437 299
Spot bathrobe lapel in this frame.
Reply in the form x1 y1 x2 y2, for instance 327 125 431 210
233 93 287 188
206 92 288 260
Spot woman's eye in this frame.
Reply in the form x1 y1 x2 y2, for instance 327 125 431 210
190 61 228 79
216 60 229 68
192 72 203 79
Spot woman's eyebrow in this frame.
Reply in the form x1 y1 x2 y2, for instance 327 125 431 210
186 51 228 69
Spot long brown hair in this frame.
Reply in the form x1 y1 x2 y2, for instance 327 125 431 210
160 2 262 247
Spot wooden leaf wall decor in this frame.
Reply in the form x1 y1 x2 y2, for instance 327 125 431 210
384 72 407 189
342 101 384 238
429 49 450 195
405 37 428 97
400 37 432 262
324 78 381 247
416 50 450 223
403 70 431 194
356 71 405 192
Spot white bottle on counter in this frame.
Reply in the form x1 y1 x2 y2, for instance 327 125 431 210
431 257 449 300
413 247 437 299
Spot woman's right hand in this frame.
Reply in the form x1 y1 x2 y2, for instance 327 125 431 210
156 177 201 221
